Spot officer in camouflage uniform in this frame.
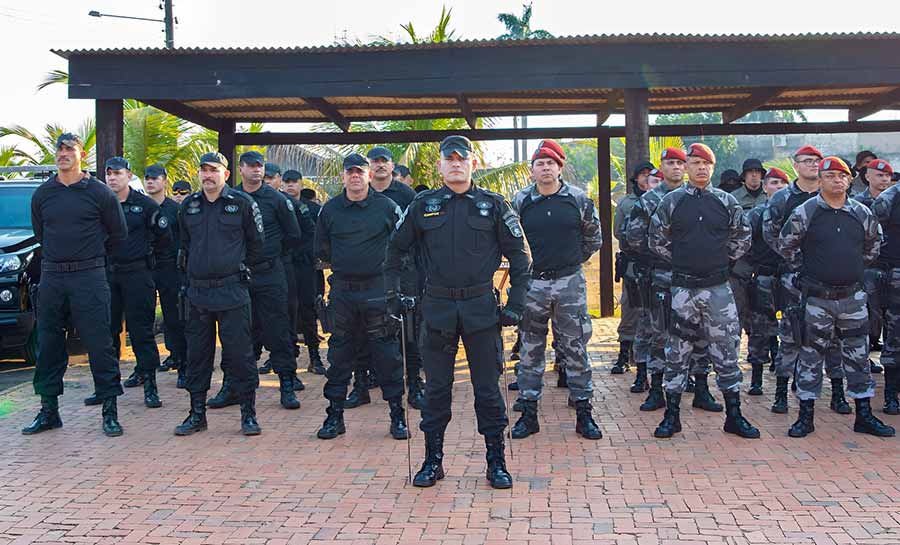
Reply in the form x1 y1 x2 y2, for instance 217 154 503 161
777 156 894 438
625 148 722 413
649 143 759 439
509 140 603 440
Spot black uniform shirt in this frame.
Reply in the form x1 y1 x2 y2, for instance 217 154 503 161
157 197 181 262
315 188 400 279
235 183 301 263
379 179 416 211
296 197 321 262
746 204 782 271
284 194 316 264
802 208 866 286
30 173 127 263
111 188 171 265
517 190 584 272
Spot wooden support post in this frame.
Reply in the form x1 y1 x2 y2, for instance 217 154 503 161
624 88 650 194
95 99 123 181
218 121 236 186
596 134 614 318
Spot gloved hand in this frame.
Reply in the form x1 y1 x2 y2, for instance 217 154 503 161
499 306 522 327
386 290 403 319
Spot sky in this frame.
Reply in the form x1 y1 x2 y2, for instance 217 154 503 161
3 0 900 164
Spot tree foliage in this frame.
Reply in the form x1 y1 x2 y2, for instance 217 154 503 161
497 3 554 40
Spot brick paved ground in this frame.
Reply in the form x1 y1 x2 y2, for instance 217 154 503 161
1 318 899 545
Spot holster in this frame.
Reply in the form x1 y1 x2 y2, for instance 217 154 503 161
614 251 626 282
239 263 251 285
176 250 187 273
788 286 809 346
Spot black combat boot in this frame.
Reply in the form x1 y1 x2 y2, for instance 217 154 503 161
143 371 162 408
630 362 649 393
654 392 682 438
788 399 815 437
484 434 513 489
102 397 123 437
123 369 144 388
748 364 764 396
884 367 900 415
722 391 760 438
769 336 779 372
692 373 724 412
292 372 306 392
508 380 519 391
872 338 883 352
556 366 568 388
317 401 346 439
207 376 240 409
611 340 631 374
176 362 187 389
84 393 102 406
854 398 896 437
240 391 262 436
830 378 852 414
388 398 409 439
511 400 539 439
771 376 789 414
640 373 666 411
870 359 884 374
278 373 301 409
574 400 602 440
174 391 208 436
307 346 326 375
345 383 371 409
512 398 524 412
408 375 425 410
22 396 62 435
257 359 273 374
413 431 445 487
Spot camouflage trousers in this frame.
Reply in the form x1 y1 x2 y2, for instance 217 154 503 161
616 285 638 342
729 275 752 338
664 282 742 394
876 269 900 369
777 273 844 380
863 267 885 349
797 290 875 401
746 275 779 366
517 270 593 402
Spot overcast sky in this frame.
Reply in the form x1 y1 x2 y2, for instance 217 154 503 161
3 0 900 164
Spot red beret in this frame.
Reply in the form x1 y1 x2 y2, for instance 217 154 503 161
764 167 789 183
868 159 894 175
660 147 687 162
818 156 852 176
531 139 566 166
648 168 661 178
686 143 716 163
794 145 823 159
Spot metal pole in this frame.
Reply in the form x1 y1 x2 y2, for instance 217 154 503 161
164 0 175 48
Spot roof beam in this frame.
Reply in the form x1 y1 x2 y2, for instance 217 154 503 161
722 87 786 123
303 97 350 131
141 99 223 130
848 86 900 121
457 94 477 129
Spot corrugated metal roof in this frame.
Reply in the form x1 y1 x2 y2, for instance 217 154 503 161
51 32 900 59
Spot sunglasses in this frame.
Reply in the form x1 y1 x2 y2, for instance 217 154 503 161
173 190 191 196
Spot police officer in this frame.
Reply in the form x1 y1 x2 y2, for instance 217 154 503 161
649 143 759 439
25 133 128 437
145 164 188 386
284 174 326 375
385 136 531 489
314 153 408 441
851 150 878 195
175 152 265 436
214 152 302 411
763 145 851 415
510 139 602 440
171 180 192 204
872 161 900 414
731 159 769 211
778 157 894 438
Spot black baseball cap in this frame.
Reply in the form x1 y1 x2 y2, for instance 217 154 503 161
343 153 369 171
741 158 765 174
367 146 393 161
145 163 166 178
105 156 130 171
720 169 740 183
264 162 281 176
300 188 317 200
283 169 302 182
56 132 83 149
172 180 192 192
439 135 473 158
199 152 228 169
394 164 411 177
631 161 655 180
239 150 264 166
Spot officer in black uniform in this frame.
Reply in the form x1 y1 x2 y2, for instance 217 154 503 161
25 133 128 437
206 151 302 411
284 171 326 375
174 152 265 437
385 136 532 489
98 157 171 410
144 164 188 387
301 188 327 299
314 153 408 441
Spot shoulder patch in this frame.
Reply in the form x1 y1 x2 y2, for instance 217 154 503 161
502 210 523 238
285 198 294 212
158 215 169 229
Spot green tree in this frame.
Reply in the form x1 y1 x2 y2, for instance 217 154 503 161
0 119 96 169
497 2 554 39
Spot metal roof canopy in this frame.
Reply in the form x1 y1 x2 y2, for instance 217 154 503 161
55 33 900 316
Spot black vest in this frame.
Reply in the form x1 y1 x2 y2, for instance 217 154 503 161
670 191 730 276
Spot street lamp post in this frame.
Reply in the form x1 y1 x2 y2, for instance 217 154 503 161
89 0 176 48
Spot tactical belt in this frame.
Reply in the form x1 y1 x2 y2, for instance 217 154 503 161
671 269 729 289
108 258 149 273
426 282 493 300
42 256 106 273
330 276 379 291
248 258 277 274
798 277 861 300
190 273 242 288
533 264 580 281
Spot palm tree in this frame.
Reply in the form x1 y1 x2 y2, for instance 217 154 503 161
496 2 554 40
0 119 96 169
36 70 69 92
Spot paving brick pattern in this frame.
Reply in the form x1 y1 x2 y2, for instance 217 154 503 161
1 319 898 544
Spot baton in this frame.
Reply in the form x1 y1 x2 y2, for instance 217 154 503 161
499 323 514 460
390 310 414 485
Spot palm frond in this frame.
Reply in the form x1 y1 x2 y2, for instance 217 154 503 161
36 69 69 92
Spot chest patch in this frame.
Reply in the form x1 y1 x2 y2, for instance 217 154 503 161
476 201 493 210
186 207 201 215
129 205 143 214
224 204 240 213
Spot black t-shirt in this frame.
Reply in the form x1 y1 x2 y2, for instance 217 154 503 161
519 191 583 272
802 208 865 286
111 188 169 265
881 198 900 265
235 183 301 262
157 197 181 262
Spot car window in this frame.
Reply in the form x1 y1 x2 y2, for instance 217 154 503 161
0 186 37 229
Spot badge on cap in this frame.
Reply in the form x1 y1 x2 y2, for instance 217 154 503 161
823 160 832 170
877 162 885 170
662 150 668 158
225 204 239 213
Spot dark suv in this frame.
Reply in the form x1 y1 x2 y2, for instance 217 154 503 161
0 180 43 365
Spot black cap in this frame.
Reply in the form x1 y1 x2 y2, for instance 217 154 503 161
283 169 302 181
104 156 130 171
145 163 166 178
172 180 192 191
199 152 228 169
741 158 765 174
720 169 741 183
239 150 264 166
367 146 393 161
264 162 281 176
439 135 473 158
300 188 317 200
343 153 369 171
631 161 655 180
855 150 877 168
56 132 84 149
394 164 410 177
